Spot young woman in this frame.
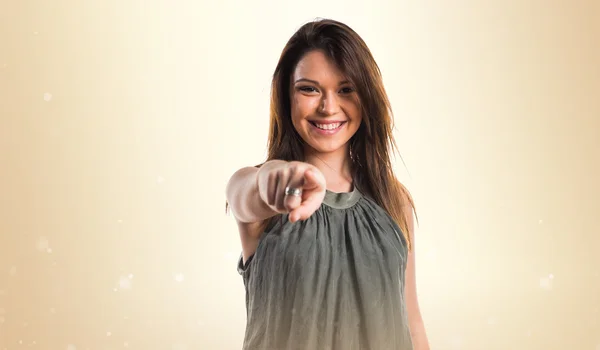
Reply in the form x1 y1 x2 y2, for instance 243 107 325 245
226 18 430 350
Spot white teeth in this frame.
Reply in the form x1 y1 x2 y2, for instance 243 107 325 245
314 122 342 130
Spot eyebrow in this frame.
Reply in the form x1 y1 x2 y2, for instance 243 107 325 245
294 78 350 86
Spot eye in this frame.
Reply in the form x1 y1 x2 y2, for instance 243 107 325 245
298 86 318 93
340 87 355 94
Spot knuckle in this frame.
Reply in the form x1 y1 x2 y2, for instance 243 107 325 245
268 171 277 186
288 166 297 179
267 192 276 206
279 204 290 213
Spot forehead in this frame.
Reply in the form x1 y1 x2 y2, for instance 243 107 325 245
292 50 346 82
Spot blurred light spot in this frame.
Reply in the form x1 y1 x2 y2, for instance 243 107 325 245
43 93 52 102
0 316 5 324
36 237 50 252
487 317 496 325
47 248 53 253
33 31 39 35
118 219 123 223
124 342 129 347
8 266 16 276
174 273 184 282
128 274 133 279
538 219 543 224
157 176 165 184
67 345 76 350
539 276 553 290
106 331 111 336
50 308 56 314
118 276 132 290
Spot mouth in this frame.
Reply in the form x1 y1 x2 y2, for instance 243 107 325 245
308 120 347 135
308 121 347 131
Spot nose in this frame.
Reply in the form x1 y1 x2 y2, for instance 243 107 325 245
319 93 341 116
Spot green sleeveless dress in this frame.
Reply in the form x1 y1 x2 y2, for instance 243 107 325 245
237 186 413 350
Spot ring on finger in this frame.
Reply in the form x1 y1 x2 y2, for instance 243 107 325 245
284 186 303 197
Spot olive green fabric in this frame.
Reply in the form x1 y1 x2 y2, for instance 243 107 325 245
237 186 413 350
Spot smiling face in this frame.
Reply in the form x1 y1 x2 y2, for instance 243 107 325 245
290 50 362 156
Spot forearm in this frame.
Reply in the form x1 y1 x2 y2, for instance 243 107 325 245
410 319 430 350
225 162 283 223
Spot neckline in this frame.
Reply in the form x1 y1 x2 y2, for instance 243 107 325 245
323 186 362 209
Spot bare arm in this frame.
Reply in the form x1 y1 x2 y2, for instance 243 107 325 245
226 160 326 262
226 163 284 263
404 200 430 349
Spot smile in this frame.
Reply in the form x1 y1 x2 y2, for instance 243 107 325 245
308 121 347 135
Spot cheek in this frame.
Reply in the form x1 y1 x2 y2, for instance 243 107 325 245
289 97 302 125
343 100 362 121
290 98 306 130
291 95 318 120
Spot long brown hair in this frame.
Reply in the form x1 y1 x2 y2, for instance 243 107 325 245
229 18 417 250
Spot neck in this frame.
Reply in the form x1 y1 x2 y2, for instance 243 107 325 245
303 145 353 192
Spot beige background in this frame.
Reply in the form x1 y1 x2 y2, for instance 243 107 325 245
1 0 599 349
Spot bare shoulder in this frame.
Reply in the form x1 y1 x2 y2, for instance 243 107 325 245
396 180 415 212
395 179 417 242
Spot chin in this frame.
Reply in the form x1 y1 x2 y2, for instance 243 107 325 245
306 140 348 155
